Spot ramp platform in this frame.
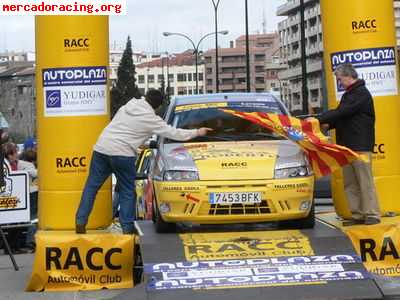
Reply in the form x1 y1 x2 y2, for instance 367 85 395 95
128 220 383 300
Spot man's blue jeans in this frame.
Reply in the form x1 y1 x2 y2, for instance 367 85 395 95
76 151 136 233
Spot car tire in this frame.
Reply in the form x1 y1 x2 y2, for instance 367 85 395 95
278 202 315 229
153 198 176 233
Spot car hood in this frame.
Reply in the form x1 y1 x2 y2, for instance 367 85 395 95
161 140 304 180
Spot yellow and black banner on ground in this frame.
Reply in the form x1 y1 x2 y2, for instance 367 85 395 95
26 231 134 291
344 222 400 277
180 230 314 261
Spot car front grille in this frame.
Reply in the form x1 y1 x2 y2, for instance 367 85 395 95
208 200 270 215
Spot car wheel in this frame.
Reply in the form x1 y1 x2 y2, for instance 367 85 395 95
153 199 176 233
278 201 315 229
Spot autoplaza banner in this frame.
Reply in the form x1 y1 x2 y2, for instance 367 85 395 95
331 47 398 99
0 161 30 225
343 223 400 277
26 231 134 291
144 255 369 290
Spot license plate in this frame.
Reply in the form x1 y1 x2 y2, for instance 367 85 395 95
209 192 262 204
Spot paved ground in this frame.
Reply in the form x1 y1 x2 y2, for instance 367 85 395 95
0 201 334 299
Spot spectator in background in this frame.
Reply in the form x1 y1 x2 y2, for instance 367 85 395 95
21 149 38 252
2 142 28 254
0 128 8 193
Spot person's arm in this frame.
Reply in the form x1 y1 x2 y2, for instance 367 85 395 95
317 92 366 128
18 160 37 178
149 115 211 141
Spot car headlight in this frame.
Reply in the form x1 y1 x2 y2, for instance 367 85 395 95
163 170 199 181
274 166 309 179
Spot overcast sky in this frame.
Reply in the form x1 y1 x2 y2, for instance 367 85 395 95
0 0 285 53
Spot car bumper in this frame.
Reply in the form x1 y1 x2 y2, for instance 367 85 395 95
153 177 314 224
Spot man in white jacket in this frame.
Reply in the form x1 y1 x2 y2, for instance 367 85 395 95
76 90 212 234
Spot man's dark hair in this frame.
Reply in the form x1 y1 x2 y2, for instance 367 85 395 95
145 90 163 110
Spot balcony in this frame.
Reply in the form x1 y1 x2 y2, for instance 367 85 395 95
277 0 319 16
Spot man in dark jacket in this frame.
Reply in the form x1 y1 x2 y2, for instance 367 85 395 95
317 63 380 226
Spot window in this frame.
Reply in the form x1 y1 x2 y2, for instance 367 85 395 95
199 73 204 81
168 74 174 82
193 73 197 81
188 73 192 82
167 87 174 95
148 74 154 83
177 87 187 95
138 75 145 84
177 73 187 82
158 74 164 83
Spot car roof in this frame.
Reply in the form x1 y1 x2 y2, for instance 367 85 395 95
172 93 279 106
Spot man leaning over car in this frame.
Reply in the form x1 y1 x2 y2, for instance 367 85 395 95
76 90 212 235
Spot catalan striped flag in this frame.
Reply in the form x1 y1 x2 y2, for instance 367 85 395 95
222 110 366 178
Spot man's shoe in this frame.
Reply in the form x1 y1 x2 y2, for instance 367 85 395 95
122 226 139 235
365 217 381 225
75 224 86 234
342 219 364 227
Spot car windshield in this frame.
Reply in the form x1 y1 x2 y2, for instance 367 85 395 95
166 98 287 143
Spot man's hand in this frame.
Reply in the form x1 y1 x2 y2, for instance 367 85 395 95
197 128 213 136
321 123 329 131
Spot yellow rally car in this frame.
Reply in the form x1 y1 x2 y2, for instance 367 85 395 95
137 93 314 233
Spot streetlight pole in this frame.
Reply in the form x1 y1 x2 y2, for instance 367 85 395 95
166 52 171 102
245 0 251 92
300 0 309 115
212 0 221 93
163 30 228 95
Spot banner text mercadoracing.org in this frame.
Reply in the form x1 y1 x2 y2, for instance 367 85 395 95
0 0 126 15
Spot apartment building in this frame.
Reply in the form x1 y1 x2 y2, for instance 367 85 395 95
277 0 324 113
204 33 280 94
135 51 205 97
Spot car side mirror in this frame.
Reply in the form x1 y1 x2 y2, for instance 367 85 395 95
149 140 158 149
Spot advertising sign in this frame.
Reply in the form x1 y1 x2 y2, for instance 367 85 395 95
26 232 134 291
331 47 398 99
0 162 30 225
42 66 107 117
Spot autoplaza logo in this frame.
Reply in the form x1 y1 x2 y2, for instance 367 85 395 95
43 66 106 85
331 47 395 71
331 47 398 97
42 66 107 117
144 255 368 291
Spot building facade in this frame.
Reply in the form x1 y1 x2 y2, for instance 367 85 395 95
204 33 280 94
135 51 205 97
277 0 400 113
0 62 36 141
277 0 324 113
395 0 400 47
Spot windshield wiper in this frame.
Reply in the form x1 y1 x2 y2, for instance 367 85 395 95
192 135 236 142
